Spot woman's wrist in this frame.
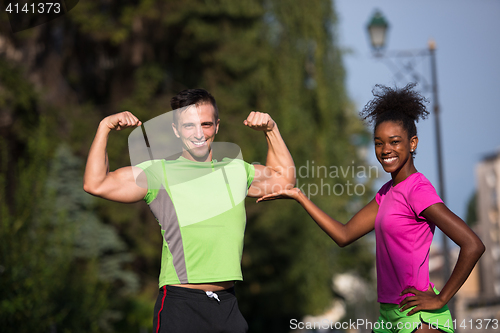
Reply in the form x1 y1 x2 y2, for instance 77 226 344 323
436 292 449 308
295 189 308 202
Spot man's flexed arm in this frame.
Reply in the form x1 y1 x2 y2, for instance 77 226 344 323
244 112 296 197
83 111 147 203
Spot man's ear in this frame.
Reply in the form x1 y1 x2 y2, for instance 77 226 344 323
215 118 220 135
172 123 180 138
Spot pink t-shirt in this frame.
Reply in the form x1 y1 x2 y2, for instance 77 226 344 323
375 172 443 304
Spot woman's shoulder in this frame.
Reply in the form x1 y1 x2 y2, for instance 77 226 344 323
407 172 435 189
404 172 442 202
376 179 393 199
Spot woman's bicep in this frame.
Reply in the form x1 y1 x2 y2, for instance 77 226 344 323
343 197 378 244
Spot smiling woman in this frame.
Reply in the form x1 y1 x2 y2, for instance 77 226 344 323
374 121 417 181
257 83 485 333
359 83 428 185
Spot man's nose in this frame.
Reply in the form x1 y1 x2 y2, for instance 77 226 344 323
194 125 204 139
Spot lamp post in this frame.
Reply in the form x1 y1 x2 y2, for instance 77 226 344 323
366 9 454 313
367 10 389 56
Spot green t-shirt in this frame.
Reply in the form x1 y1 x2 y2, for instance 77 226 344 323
136 156 255 287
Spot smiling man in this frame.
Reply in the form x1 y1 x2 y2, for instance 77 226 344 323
172 102 219 162
83 88 295 333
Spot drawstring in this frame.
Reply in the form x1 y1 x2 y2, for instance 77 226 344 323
205 291 220 303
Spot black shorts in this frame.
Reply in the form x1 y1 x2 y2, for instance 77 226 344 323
153 285 248 333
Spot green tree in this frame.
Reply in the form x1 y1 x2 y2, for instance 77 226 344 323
1 0 375 331
0 58 136 332
234 2 375 330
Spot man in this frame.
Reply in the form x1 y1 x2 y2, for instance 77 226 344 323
83 88 295 332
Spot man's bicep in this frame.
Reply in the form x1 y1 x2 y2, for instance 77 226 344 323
247 164 291 197
99 166 148 203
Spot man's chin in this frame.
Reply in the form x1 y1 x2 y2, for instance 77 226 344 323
185 148 211 161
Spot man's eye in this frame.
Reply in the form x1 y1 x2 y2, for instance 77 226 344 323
392 141 399 144
375 142 382 146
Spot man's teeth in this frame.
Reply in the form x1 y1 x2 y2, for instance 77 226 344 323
383 157 397 163
193 141 206 146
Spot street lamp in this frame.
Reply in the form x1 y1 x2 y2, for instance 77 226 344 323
367 10 389 55
366 9 453 313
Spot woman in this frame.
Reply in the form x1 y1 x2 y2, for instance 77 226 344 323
258 84 484 333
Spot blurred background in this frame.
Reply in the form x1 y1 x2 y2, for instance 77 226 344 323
0 1 498 332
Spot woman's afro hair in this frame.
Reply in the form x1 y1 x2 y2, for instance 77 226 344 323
359 83 429 139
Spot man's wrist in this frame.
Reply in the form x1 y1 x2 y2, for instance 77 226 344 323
264 123 280 137
98 120 113 133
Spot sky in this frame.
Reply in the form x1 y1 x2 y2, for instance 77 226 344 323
335 0 500 224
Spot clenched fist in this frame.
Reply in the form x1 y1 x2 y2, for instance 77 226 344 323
101 111 142 131
243 111 275 132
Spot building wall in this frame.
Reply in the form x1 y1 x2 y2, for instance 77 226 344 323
476 152 500 296
452 151 500 332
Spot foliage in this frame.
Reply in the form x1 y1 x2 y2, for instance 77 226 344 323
235 2 376 329
0 0 376 331
0 114 110 332
0 57 137 332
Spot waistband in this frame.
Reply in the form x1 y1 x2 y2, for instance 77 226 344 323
161 285 236 302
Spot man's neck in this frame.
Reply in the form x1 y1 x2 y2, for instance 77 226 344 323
181 150 212 162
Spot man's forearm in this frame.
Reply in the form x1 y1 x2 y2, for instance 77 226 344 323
264 125 296 185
